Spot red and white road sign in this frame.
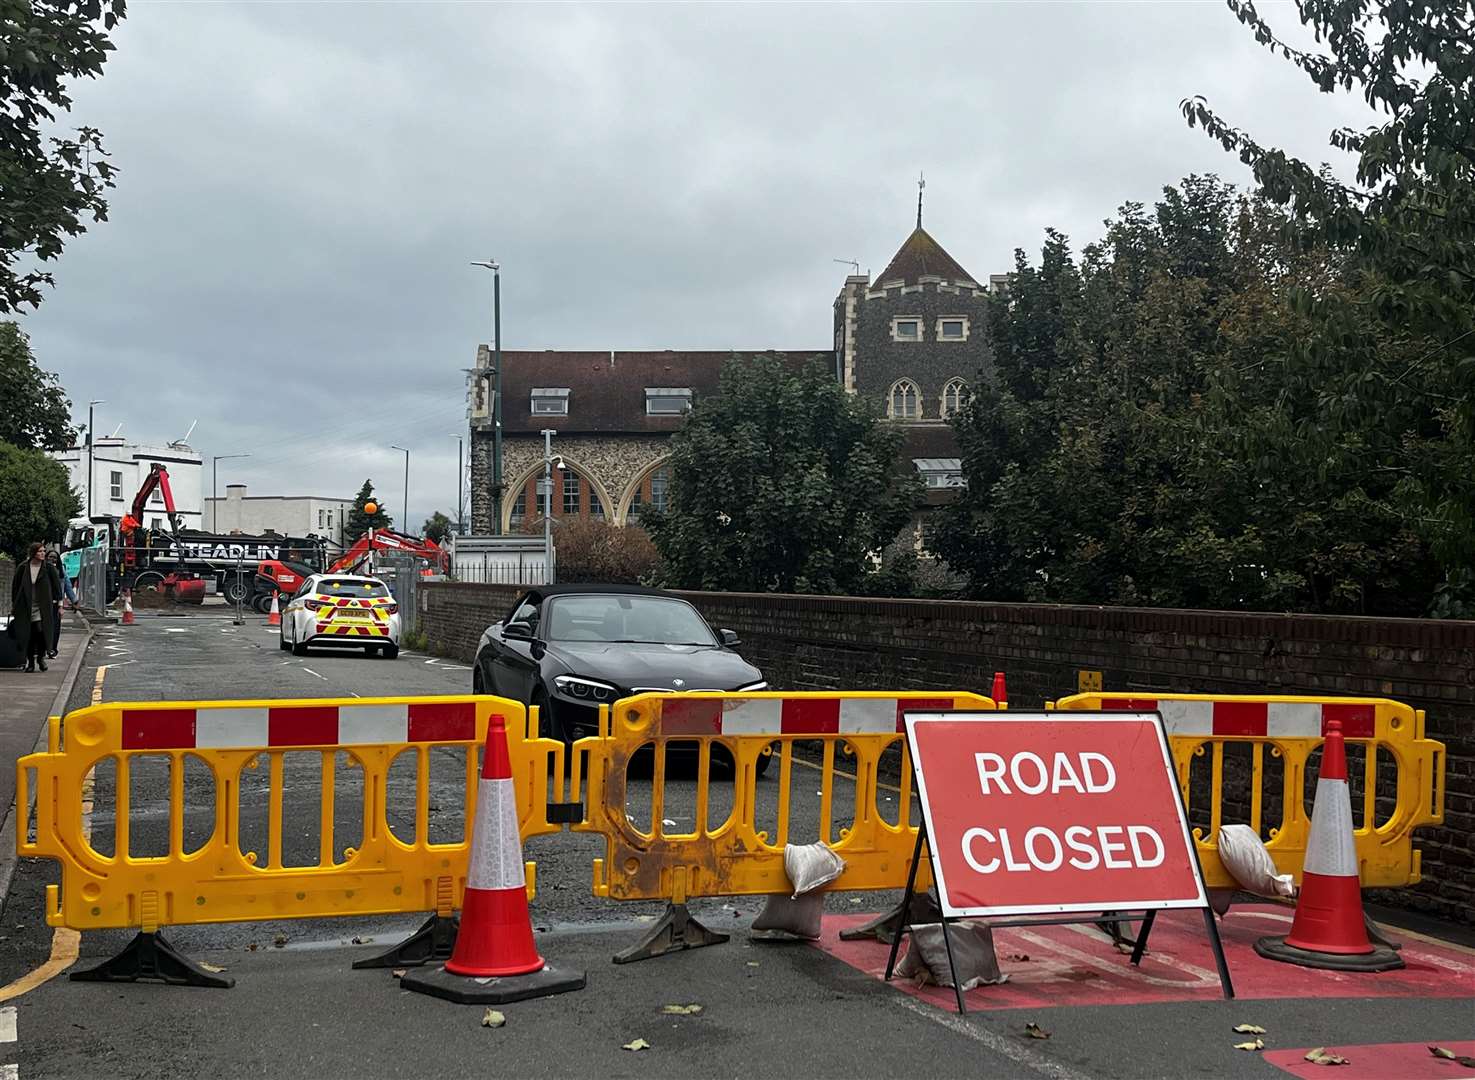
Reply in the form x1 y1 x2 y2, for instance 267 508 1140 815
904 712 1208 918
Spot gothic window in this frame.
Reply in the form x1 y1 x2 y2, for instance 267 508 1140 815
511 489 527 524
888 379 920 420
941 379 969 418
630 464 671 519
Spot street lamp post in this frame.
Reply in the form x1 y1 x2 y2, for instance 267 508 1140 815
540 429 560 584
390 445 410 529
470 259 503 535
212 453 251 532
86 399 105 519
449 433 464 535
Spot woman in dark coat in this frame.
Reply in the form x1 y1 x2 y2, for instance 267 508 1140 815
10 542 57 672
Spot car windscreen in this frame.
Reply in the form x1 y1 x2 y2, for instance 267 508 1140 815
544 595 716 646
315 577 390 598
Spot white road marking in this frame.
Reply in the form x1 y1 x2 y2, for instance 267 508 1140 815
892 996 1092 1080
162 627 191 634
301 667 328 681
423 658 438 665
0 1062 17 1079
0 1004 16 1042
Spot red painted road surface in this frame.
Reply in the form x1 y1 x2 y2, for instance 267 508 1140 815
815 904 1475 1010
1265 1041 1475 1079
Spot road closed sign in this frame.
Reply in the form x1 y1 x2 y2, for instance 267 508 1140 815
904 712 1208 918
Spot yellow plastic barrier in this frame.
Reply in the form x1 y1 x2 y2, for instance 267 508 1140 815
1049 693 1444 890
19 694 565 933
574 691 995 905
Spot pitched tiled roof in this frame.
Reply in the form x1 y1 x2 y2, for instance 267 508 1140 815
492 350 833 435
874 227 977 288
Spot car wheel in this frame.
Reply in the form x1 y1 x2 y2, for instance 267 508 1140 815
292 640 308 657
753 746 772 779
134 571 165 593
472 663 486 695
382 643 399 659
223 575 251 605
252 593 273 615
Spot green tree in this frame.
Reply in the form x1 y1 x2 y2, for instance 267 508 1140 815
0 441 80 558
0 322 73 449
421 510 451 544
1184 0 1475 612
345 479 391 537
1 0 127 313
646 354 920 594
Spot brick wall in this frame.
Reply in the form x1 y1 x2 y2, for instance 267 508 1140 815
422 582 1475 923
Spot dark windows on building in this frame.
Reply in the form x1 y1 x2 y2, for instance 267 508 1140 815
937 317 969 341
941 379 969 418
531 387 570 416
562 471 581 515
109 470 123 500
645 388 693 415
510 489 527 524
630 464 671 518
889 379 921 419
891 317 922 342
914 457 965 489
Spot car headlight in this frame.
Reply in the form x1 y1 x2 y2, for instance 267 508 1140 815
553 675 618 703
736 681 769 692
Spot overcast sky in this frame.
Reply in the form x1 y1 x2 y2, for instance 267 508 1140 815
17 1 1378 532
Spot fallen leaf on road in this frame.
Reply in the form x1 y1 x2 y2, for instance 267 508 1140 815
622 1039 650 1052
1233 1025 1267 1035
247 942 258 952
849 897 862 904
1010 953 1031 962
662 819 678 827
392 969 407 979
1304 1048 1351 1066
199 962 227 973
1112 942 1133 954
272 933 288 948
1432 1048 1458 1060
662 1004 703 1015
351 936 373 945
481 1009 506 1028
1234 1039 1265 1051
746 961 759 967
1024 1023 1050 1040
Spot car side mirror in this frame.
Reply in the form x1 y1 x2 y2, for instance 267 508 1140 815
719 628 741 647
503 622 533 641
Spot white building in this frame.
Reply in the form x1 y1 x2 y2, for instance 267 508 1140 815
204 485 354 548
52 437 205 531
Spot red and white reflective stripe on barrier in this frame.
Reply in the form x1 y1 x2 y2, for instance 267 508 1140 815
465 777 526 891
658 696 960 736
1098 699 1375 739
119 700 477 750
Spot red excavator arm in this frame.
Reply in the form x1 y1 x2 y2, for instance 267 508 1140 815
328 528 448 577
117 463 204 602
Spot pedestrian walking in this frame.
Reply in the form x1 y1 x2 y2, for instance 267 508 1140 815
9 542 57 673
45 549 77 659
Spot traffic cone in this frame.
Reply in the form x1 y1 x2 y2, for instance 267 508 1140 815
991 671 1008 708
1254 720 1404 972
121 589 135 626
399 715 586 1004
267 591 281 627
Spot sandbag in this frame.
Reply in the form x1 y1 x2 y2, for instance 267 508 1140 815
896 921 1008 991
751 891 825 940
784 841 845 898
1218 824 1294 898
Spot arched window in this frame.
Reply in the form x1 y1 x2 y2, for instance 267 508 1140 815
630 464 672 520
941 379 969 418
888 379 920 420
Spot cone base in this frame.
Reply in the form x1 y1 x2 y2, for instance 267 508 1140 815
1254 935 1405 973
399 961 587 1005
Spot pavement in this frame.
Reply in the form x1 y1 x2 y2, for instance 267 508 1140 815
0 614 1470 1078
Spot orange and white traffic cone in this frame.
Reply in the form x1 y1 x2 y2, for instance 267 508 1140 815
399 715 586 1003
991 671 1008 708
1254 719 1404 972
121 589 135 626
267 591 281 627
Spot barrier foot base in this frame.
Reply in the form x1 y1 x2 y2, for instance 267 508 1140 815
612 903 729 965
352 913 458 970
1253 935 1405 973
70 931 235 989
400 962 586 1005
840 892 941 945
1095 912 1142 951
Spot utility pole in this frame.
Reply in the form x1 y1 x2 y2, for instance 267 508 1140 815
212 453 250 532
390 445 410 529
540 429 556 584
471 259 503 535
449 433 464 535
86 399 105 519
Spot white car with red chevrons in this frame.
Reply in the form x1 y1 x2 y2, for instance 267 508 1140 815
279 573 401 659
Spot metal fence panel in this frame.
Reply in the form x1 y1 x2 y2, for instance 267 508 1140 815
76 546 109 615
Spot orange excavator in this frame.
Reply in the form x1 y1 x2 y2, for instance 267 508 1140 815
118 463 207 603
327 527 448 578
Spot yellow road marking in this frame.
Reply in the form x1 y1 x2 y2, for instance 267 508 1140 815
0 666 108 1001
790 753 910 796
